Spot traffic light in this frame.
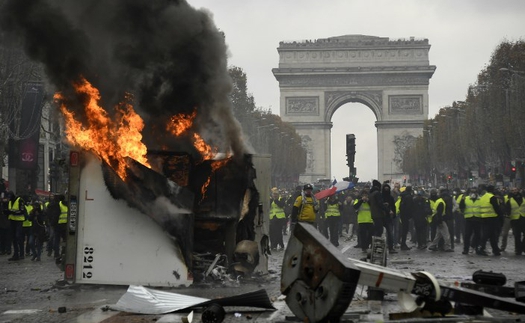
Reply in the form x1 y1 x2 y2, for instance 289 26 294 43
447 175 452 183
346 134 356 166
511 166 517 180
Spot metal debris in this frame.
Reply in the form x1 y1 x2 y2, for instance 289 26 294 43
111 285 275 315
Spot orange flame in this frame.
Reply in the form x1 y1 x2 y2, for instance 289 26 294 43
54 77 150 179
166 110 231 199
166 109 221 162
200 159 230 198
166 110 197 136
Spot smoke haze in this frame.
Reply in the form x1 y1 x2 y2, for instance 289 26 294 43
0 0 246 158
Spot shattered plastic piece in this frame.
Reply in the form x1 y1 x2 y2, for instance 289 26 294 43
234 312 242 317
181 311 194 323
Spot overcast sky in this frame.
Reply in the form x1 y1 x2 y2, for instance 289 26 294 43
189 0 525 184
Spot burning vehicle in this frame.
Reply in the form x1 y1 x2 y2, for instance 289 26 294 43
62 149 270 286
0 0 271 285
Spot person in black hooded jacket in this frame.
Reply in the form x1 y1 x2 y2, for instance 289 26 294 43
399 186 415 250
369 180 396 253
440 188 455 250
381 182 396 252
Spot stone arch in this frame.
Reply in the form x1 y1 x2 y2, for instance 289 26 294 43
273 35 436 183
324 91 383 122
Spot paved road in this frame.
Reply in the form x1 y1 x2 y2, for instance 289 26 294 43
1 233 524 322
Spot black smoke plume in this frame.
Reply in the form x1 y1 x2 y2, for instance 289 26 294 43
0 0 246 159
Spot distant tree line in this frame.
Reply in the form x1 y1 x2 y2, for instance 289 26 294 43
401 40 525 187
228 66 306 188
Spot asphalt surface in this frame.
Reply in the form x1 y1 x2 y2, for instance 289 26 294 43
1 232 524 323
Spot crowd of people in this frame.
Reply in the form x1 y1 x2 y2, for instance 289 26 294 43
0 185 68 262
268 180 525 257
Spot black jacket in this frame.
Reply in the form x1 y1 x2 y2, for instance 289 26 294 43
399 187 414 219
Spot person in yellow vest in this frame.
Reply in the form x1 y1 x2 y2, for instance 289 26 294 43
427 189 441 243
323 193 342 247
459 187 482 255
353 190 374 252
428 188 453 252
477 185 502 256
22 199 34 257
269 187 286 251
53 195 69 259
505 187 525 255
291 184 319 228
7 192 27 261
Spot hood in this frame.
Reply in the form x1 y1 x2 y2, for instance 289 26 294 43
381 183 391 198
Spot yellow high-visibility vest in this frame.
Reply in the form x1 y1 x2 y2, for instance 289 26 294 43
325 202 341 217
58 201 68 224
8 198 25 221
428 198 445 223
23 205 33 227
463 197 480 219
354 199 373 224
509 197 525 220
269 198 286 219
479 193 498 218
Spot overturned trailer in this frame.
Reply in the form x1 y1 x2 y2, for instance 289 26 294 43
63 150 270 287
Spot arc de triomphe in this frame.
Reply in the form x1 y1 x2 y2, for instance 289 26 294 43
272 35 436 184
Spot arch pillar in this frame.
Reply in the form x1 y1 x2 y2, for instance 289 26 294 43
289 120 333 184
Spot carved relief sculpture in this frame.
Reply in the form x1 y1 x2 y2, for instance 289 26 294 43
389 95 423 115
286 97 319 115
